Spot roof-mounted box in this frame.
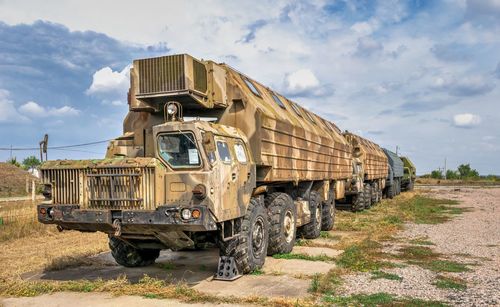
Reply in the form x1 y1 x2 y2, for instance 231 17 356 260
129 54 227 112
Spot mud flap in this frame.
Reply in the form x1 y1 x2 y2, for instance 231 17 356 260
213 256 241 281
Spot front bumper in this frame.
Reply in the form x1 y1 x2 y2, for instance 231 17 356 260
37 204 218 233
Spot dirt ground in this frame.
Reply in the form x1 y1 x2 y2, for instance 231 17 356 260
1 186 499 306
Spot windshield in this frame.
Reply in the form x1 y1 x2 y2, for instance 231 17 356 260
158 132 201 169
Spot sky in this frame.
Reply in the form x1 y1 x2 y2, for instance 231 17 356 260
0 0 499 175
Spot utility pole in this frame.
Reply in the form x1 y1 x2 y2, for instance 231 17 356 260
396 146 399 155
444 157 447 180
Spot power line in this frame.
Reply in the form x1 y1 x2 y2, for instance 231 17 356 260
0 139 111 151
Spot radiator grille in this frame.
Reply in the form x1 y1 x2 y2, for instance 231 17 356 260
138 55 186 94
42 167 156 210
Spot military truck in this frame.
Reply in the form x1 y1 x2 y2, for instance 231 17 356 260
382 148 404 198
38 54 352 278
337 132 388 211
400 156 416 191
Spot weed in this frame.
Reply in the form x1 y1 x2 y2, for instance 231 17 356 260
159 262 176 270
250 268 264 275
336 240 385 272
308 269 343 294
433 275 467 290
143 293 160 299
397 246 439 261
272 253 335 262
424 260 471 273
371 270 403 281
323 293 447 307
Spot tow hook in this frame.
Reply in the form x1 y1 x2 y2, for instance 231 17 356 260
113 219 122 237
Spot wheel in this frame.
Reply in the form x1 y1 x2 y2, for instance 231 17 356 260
321 190 335 231
387 184 394 199
297 191 322 239
108 237 160 267
266 192 296 255
409 180 414 191
219 197 269 274
351 188 365 212
363 183 372 209
370 183 378 204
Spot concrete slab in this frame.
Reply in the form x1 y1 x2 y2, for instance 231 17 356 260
22 247 334 299
262 257 335 276
0 292 242 307
292 246 343 258
23 249 219 285
194 274 310 298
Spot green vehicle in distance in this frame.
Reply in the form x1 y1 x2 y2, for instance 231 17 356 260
400 156 416 191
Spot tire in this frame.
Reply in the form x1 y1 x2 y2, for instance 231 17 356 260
108 237 160 267
352 188 365 212
363 183 372 209
387 184 394 199
321 190 335 231
370 183 378 204
297 191 322 239
219 197 269 274
266 192 296 255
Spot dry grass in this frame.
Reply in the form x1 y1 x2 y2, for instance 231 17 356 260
0 275 316 307
416 177 500 186
0 205 108 280
0 201 57 242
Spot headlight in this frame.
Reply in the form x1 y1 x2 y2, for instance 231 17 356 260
181 208 192 220
167 104 178 115
42 184 52 200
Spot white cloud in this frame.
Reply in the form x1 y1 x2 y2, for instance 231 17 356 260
283 69 334 98
453 113 482 128
86 65 130 105
0 89 28 122
432 75 496 97
19 101 80 117
355 36 383 57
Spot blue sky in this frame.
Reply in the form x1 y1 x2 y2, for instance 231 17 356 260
0 0 499 175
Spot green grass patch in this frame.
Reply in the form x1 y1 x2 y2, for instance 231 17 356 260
400 196 464 224
371 270 403 281
336 240 387 272
424 260 471 273
250 268 264 275
159 262 176 270
433 275 467 290
397 246 439 261
309 269 343 294
272 252 335 262
143 293 160 299
323 293 447 307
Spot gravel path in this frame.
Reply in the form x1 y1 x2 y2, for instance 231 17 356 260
340 187 500 306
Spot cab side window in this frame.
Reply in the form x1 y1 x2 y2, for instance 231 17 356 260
217 141 232 163
234 143 247 163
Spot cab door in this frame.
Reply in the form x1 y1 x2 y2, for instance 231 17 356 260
215 137 240 220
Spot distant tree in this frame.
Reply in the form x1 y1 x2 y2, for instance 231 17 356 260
22 156 41 170
457 164 479 179
446 170 459 180
431 169 443 179
6 157 21 168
